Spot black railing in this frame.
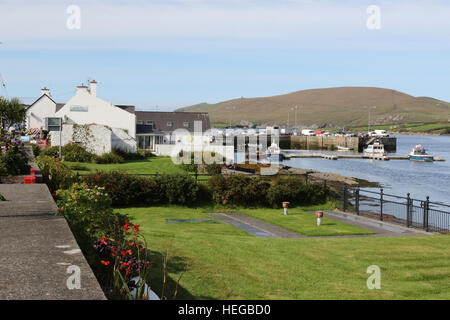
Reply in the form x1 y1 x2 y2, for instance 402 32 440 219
318 181 450 233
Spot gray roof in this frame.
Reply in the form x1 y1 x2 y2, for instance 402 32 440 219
135 111 210 132
116 105 136 114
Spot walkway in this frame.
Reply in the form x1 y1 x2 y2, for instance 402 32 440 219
0 184 105 300
208 210 430 239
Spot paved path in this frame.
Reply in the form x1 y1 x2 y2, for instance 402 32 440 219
0 184 105 300
208 210 430 239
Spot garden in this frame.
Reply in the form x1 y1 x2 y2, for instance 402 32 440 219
33 145 450 300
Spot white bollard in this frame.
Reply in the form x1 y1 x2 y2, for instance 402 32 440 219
284 208 288 216
317 217 322 226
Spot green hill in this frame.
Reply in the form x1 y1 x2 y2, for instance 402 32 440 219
177 87 450 127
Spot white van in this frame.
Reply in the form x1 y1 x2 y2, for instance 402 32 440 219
301 129 316 136
370 130 389 137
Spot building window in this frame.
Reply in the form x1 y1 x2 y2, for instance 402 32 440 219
183 122 190 128
146 120 154 127
137 120 144 125
167 121 173 127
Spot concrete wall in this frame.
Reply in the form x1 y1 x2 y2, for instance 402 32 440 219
291 136 359 150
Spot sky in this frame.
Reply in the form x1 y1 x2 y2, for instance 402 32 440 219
1 0 450 111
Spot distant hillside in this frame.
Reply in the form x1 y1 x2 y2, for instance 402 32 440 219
177 87 450 127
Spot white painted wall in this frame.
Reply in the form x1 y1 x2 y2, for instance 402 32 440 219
26 95 57 130
55 86 136 138
51 124 136 155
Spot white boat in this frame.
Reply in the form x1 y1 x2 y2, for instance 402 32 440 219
363 140 387 158
409 145 434 162
265 143 284 161
337 146 351 152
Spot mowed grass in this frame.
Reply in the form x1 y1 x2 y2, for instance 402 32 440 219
208 204 375 236
118 206 450 300
65 156 185 174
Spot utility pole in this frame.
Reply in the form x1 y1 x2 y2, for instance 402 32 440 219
365 106 377 132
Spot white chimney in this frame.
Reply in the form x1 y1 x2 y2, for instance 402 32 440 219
41 87 50 96
90 80 97 97
76 84 89 95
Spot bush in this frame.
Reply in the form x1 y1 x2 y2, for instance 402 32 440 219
208 174 265 206
32 144 41 157
112 148 144 161
205 163 222 175
83 171 200 206
93 152 125 164
154 174 200 206
39 146 60 157
36 156 75 192
0 149 29 175
82 171 162 206
63 143 95 162
266 176 327 208
56 182 121 251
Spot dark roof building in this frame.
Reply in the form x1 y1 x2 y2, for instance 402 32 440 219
135 111 211 133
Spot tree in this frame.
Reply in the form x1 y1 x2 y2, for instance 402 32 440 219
0 97 26 129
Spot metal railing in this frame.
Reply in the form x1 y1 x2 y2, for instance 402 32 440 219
320 181 450 233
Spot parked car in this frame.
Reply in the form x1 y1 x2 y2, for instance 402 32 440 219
369 130 389 137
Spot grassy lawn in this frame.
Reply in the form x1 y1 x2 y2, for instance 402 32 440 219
208 203 375 236
65 156 186 174
118 206 450 300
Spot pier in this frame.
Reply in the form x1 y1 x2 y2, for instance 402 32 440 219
283 153 446 161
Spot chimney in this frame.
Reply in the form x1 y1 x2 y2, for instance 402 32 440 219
41 87 50 96
90 80 97 97
76 84 89 95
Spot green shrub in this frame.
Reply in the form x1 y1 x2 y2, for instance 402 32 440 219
36 156 75 192
39 146 60 157
93 152 125 164
0 149 29 175
205 163 222 175
63 143 95 162
208 174 260 206
112 148 144 161
0 193 5 201
32 144 41 157
56 182 118 249
82 171 162 206
266 176 327 208
138 149 155 158
154 174 199 206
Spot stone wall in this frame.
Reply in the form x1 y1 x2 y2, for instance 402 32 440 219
51 124 137 155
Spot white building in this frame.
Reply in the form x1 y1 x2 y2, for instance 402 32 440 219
26 81 137 153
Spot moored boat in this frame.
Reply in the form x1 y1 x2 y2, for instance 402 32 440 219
409 145 434 162
363 140 387 158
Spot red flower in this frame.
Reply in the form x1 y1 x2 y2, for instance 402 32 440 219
126 249 132 255
121 251 126 257
101 260 110 266
128 241 135 247
125 269 131 276
121 262 130 268
134 225 140 232
123 222 131 231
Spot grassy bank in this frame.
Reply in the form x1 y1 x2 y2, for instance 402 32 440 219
118 205 450 299
345 122 450 135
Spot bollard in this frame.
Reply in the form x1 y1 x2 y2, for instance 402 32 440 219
30 168 35 176
282 202 290 215
315 211 324 226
